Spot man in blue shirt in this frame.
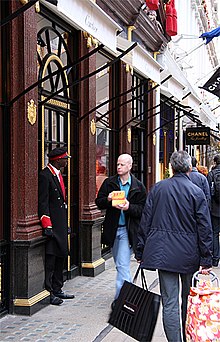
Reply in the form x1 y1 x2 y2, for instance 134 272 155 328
95 154 146 307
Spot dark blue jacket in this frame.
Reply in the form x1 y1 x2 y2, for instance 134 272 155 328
136 173 213 273
207 164 220 217
189 167 211 205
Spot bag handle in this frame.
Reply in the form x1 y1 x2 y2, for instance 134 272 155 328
133 265 148 290
192 271 219 287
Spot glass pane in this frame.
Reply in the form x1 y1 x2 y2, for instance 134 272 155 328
44 109 49 141
52 111 57 141
60 115 64 142
132 77 137 118
44 144 49 167
96 53 109 127
96 128 109 196
96 53 111 195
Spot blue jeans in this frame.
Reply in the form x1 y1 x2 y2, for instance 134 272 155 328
112 227 132 299
158 270 193 342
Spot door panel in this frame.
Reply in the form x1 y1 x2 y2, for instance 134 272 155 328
37 13 79 276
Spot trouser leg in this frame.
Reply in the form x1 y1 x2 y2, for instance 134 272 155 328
212 215 220 264
45 254 56 292
112 227 131 299
180 272 193 342
52 256 65 293
158 270 182 342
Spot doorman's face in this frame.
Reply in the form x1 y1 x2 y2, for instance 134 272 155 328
58 158 68 169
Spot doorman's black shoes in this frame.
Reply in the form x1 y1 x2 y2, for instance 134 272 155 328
50 294 63 305
53 291 75 299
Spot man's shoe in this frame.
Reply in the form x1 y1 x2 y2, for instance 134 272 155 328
50 294 63 305
53 291 75 299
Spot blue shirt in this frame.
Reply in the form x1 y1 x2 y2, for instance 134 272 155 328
118 176 131 226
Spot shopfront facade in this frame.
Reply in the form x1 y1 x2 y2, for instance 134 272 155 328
4 0 213 316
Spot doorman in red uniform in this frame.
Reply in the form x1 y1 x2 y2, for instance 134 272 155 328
38 147 75 305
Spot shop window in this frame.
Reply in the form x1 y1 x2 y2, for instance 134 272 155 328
131 74 148 185
96 52 110 195
132 75 146 120
37 14 71 167
96 128 109 195
159 96 175 168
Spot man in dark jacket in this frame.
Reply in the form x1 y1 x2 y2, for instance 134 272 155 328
136 150 212 342
95 153 146 304
189 156 210 205
207 154 220 267
39 147 75 305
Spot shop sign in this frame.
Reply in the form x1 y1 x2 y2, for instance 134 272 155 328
200 67 220 98
132 44 161 84
117 38 162 83
57 0 121 53
162 76 184 101
185 127 210 145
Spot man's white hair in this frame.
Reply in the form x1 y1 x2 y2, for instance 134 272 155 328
118 153 133 165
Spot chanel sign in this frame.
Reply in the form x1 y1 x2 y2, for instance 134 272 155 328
185 127 210 145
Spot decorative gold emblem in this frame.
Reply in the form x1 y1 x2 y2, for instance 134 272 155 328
125 64 133 75
83 32 99 49
19 0 29 4
127 128 131 143
90 119 96 135
35 1 40 13
27 99 37 125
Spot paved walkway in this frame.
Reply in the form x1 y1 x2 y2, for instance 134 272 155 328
1 257 219 342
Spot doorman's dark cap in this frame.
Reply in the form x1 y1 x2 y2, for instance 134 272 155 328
48 147 71 161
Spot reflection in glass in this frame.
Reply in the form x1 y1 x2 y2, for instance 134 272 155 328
96 128 109 195
60 115 64 142
96 53 111 194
